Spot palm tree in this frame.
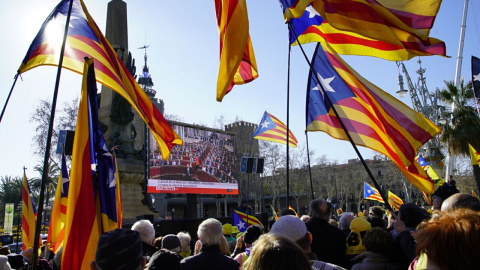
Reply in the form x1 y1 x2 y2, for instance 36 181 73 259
437 79 480 192
0 176 24 227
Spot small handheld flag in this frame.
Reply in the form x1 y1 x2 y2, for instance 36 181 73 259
22 171 39 251
289 205 299 217
364 182 385 203
469 144 480 167
416 155 444 186
253 111 298 147
270 204 279 221
387 191 404 211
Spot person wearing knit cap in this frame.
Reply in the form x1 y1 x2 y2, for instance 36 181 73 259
147 249 180 270
270 215 345 270
90 228 145 270
233 225 262 268
161 234 181 253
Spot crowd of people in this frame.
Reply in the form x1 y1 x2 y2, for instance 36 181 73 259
1 188 479 269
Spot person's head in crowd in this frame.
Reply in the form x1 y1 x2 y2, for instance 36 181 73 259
38 258 52 270
336 208 343 216
0 247 10 256
242 234 311 270
219 236 231 256
309 199 331 221
7 254 26 270
91 228 145 270
161 234 181 253
431 182 460 210
176 232 191 258
270 215 311 253
363 227 393 257
279 208 296 217
414 200 422 207
267 219 276 232
369 206 384 219
146 249 180 270
328 219 337 226
21 249 33 265
339 212 355 233
299 215 310 223
243 225 262 247
131 219 155 246
362 210 368 217
441 193 480 212
230 226 239 239
398 203 429 228
222 223 233 236
366 215 387 229
0 255 11 270
415 209 480 270
198 218 223 247
153 236 163 250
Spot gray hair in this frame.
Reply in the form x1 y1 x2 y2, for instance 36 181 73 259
131 219 155 244
197 218 223 246
177 231 192 252
309 199 331 221
339 213 355 230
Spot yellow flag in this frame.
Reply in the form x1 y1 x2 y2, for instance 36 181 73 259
469 144 480 166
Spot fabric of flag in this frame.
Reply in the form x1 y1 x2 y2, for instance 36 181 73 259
472 189 479 200
422 191 433 206
289 4 446 61
309 0 446 58
289 205 299 217
472 56 480 99
47 152 70 253
232 210 264 233
364 182 384 203
18 0 182 159
279 0 314 21
22 172 38 252
62 58 122 269
469 144 480 167
253 111 298 147
306 43 440 194
214 0 258 102
387 191 403 211
270 204 279 221
415 154 443 186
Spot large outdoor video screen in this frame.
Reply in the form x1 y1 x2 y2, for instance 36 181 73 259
147 123 238 195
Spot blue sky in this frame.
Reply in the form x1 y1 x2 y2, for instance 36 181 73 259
0 0 478 178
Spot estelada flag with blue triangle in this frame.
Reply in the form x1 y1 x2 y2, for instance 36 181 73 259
364 182 385 203
253 111 298 147
232 209 263 233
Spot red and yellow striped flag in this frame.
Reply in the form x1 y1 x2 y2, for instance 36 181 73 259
387 191 404 211
22 171 38 252
214 0 258 101
233 209 264 229
47 152 69 253
18 0 182 159
364 182 385 203
253 111 298 147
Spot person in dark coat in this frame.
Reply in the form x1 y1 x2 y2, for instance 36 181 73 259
180 218 239 270
351 228 401 270
305 199 346 267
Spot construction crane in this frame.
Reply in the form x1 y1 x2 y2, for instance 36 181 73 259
396 59 446 174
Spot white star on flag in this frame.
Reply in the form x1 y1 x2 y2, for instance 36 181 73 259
474 72 480 82
260 120 270 129
312 73 336 101
236 220 246 231
305 5 320 18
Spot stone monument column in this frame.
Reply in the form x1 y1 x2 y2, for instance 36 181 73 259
98 0 153 223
